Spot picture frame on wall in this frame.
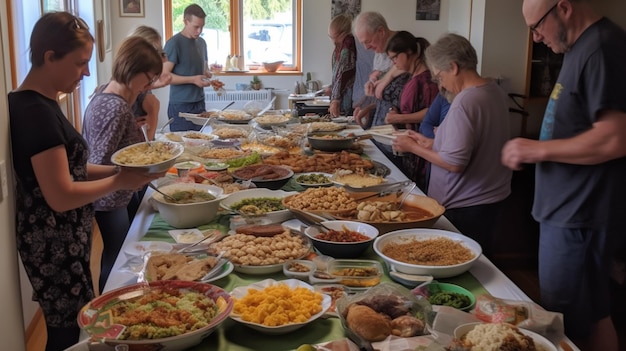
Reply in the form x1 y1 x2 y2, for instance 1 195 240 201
120 0 144 17
416 0 441 21
331 0 361 19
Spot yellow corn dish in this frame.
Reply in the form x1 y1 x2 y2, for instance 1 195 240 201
233 284 323 326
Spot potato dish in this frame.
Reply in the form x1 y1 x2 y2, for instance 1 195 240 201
210 230 309 266
198 148 247 160
309 122 345 132
218 110 249 120
212 127 249 139
282 187 357 213
332 171 384 187
112 142 179 166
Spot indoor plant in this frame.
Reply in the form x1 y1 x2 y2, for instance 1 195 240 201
250 75 262 90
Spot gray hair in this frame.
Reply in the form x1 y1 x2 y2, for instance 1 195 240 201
354 11 389 34
425 33 478 73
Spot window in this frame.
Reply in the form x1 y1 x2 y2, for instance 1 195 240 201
165 0 301 71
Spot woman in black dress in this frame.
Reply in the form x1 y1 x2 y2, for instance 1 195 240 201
8 12 162 351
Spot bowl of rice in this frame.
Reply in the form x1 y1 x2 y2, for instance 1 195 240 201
373 228 482 278
111 141 184 173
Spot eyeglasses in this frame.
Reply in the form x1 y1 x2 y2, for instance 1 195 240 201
389 53 400 62
530 3 557 34
144 72 158 86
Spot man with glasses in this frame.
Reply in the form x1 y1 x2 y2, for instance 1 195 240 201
502 1 626 350
163 4 213 131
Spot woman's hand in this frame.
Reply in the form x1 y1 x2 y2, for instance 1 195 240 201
385 107 399 124
329 100 340 117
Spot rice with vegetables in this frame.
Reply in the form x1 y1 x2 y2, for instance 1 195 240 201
105 287 219 340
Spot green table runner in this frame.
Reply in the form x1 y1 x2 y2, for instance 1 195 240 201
136 212 488 351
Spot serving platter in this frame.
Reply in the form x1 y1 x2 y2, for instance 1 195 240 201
78 281 233 350
179 112 215 126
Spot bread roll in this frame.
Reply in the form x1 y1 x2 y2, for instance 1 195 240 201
346 304 391 342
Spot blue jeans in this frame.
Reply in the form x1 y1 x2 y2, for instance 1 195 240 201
168 101 205 131
538 223 615 337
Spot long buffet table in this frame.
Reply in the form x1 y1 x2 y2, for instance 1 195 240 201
99 139 579 351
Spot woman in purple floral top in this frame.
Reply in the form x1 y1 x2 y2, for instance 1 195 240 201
82 36 163 293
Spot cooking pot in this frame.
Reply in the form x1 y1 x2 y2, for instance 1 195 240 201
307 132 371 152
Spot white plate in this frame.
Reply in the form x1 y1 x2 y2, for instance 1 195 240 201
233 262 285 275
201 261 234 283
168 229 204 244
368 131 396 146
453 323 557 351
219 188 297 224
294 172 333 188
179 112 215 126
331 117 351 123
281 218 306 232
229 278 331 334
123 241 173 257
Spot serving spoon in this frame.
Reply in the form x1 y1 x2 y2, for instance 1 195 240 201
147 182 177 202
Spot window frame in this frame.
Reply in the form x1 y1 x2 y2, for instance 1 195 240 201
163 0 302 73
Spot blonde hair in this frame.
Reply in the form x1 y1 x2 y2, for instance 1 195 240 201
330 14 353 37
128 25 162 49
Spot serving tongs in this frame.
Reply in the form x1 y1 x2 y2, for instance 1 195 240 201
345 180 413 194
348 180 417 210
177 230 227 254
290 208 333 233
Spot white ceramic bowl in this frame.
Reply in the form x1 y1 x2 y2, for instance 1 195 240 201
78 281 233 350
283 260 316 281
151 183 225 228
229 278 331 334
219 188 297 223
373 228 482 278
453 322 558 351
304 221 379 258
111 141 184 173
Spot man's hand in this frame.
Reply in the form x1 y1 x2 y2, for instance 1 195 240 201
501 137 543 170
